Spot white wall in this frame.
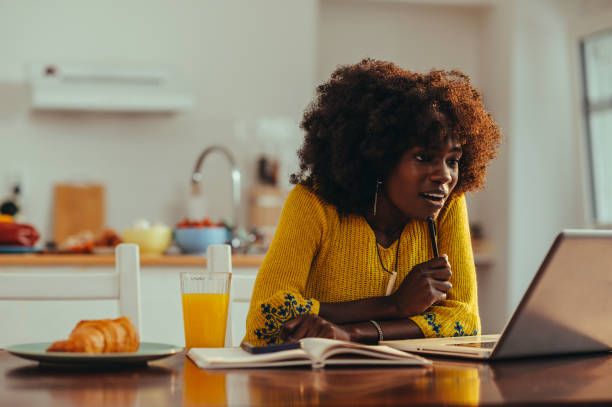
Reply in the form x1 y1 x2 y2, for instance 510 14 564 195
0 0 317 240
473 0 514 333
317 0 484 85
506 0 595 311
476 0 611 326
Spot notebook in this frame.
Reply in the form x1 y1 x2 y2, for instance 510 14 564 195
187 337 431 369
382 229 612 360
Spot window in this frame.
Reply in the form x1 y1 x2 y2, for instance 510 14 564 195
581 30 612 225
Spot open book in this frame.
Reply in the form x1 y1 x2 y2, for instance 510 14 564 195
187 338 431 369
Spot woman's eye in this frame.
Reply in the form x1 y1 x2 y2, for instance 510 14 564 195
447 158 460 166
414 153 428 162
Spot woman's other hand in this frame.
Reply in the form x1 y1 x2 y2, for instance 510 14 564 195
390 255 452 318
280 314 352 343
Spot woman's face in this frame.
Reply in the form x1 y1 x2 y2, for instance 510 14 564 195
384 140 462 220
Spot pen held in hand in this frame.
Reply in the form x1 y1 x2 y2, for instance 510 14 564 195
426 216 439 258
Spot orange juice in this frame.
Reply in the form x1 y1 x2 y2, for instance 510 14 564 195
182 293 230 348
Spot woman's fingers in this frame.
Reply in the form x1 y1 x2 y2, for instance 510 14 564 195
320 323 336 339
432 289 448 306
426 256 449 268
281 314 343 341
432 279 452 293
416 256 451 280
280 314 308 340
429 265 452 281
311 318 329 338
282 316 301 332
286 315 319 341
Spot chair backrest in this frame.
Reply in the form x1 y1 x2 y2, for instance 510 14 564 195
0 243 142 340
229 276 256 346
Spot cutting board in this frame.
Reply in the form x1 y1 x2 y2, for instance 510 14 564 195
53 183 105 244
249 185 285 228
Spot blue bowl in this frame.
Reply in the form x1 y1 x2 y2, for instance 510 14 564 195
173 227 229 254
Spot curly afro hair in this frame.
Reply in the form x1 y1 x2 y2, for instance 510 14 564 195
290 58 502 216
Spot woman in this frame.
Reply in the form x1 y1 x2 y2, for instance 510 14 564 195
244 59 501 345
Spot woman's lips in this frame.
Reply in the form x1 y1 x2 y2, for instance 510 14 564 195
420 194 445 208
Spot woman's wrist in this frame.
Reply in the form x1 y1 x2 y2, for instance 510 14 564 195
319 294 401 324
382 293 403 319
344 322 380 344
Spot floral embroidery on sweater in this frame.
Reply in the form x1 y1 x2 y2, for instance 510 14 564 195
453 321 478 337
423 312 442 337
254 293 314 344
421 313 478 338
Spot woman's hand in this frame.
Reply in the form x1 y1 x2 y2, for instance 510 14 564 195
390 255 452 318
280 314 353 343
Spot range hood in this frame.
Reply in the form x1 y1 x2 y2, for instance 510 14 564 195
30 64 195 112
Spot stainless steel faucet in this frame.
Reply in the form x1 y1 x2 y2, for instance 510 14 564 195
191 145 242 229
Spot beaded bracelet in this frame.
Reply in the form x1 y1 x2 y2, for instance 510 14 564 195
369 319 384 342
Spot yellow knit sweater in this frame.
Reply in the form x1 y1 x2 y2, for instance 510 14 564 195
244 185 480 345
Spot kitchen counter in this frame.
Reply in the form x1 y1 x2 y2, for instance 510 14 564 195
0 253 266 267
0 239 494 268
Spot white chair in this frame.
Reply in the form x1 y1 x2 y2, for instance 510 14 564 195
230 276 256 346
0 244 141 347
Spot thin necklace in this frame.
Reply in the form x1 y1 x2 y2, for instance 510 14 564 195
375 237 400 275
376 236 401 296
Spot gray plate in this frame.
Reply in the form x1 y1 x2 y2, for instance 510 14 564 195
6 342 183 366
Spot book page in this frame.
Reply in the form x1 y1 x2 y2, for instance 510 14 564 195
188 347 309 368
299 338 430 367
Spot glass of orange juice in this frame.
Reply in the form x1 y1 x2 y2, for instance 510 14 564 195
180 271 231 349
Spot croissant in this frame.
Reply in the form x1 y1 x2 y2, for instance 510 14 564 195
46 316 140 353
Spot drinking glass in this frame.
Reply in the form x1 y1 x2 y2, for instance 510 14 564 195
180 271 231 348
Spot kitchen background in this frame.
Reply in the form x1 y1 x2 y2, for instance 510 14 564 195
1 0 611 334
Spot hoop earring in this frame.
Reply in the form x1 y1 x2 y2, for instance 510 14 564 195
373 178 382 216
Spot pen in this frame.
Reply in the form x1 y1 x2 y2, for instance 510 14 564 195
426 216 439 258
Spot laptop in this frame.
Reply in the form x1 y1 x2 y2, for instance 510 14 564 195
382 229 612 360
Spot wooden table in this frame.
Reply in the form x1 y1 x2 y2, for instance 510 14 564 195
2 350 612 406
0 253 266 267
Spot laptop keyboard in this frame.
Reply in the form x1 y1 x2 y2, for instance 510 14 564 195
449 341 497 349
